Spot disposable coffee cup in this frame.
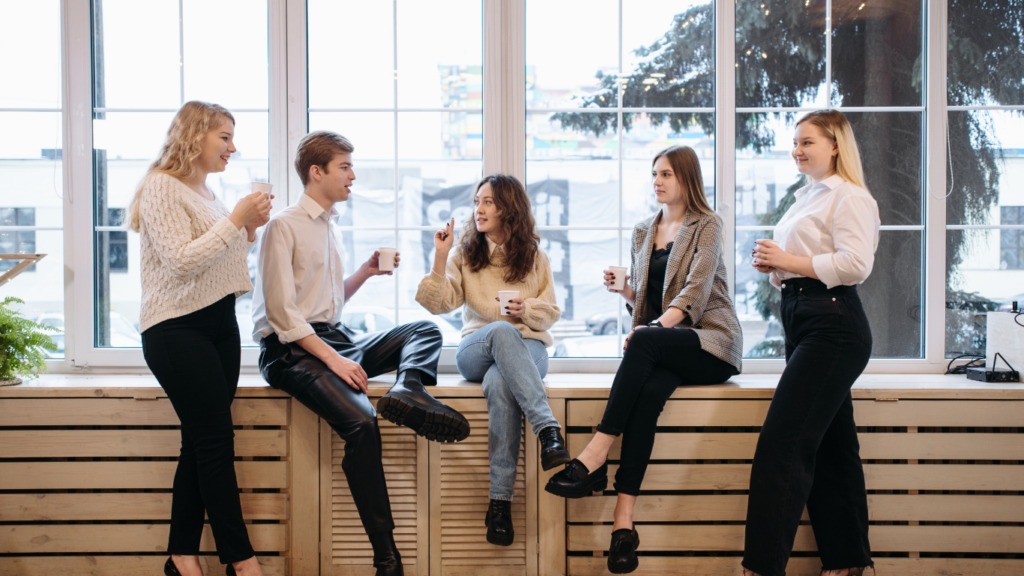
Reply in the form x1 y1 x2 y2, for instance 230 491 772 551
251 182 273 197
378 247 397 272
607 266 627 291
498 290 520 316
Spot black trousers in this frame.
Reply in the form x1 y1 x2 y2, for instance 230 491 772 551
142 295 255 565
597 327 737 495
259 320 442 535
743 278 873 576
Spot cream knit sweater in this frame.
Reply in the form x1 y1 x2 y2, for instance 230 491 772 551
137 173 254 333
415 245 561 346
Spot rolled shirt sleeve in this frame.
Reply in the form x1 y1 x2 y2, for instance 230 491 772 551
810 195 880 289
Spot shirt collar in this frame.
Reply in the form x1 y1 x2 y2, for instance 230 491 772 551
485 236 502 255
298 193 336 221
796 174 846 197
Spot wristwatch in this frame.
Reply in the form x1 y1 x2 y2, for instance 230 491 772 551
648 320 664 328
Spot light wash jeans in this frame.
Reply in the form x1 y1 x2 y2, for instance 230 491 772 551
456 321 560 501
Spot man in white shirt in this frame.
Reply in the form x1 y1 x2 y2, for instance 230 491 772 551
252 131 469 576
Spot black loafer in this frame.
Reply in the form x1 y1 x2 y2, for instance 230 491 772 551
544 458 608 498
484 499 515 546
538 427 571 471
163 558 180 576
378 380 470 443
607 526 640 574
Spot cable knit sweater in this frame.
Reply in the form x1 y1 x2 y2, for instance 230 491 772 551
415 245 561 346
137 173 254 333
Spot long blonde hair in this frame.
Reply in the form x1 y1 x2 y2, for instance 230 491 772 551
126 101 235 232
651 145 717 218
795 110 868 191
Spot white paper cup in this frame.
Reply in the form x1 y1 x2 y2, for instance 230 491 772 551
378 247 397 271
608 266 627 291
251 182 273 196
498 290 520 316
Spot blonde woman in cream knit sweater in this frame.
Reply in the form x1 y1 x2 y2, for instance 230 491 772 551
128 102 271 576
416 174 570 547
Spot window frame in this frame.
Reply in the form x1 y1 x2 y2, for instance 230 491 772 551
43 0 978 373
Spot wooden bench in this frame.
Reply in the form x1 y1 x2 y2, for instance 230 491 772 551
1 374 1022 575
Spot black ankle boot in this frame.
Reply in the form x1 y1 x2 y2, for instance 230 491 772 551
537 426 571 471
378 372 471 443
607 525 640 574
544 458 608 499
485 499 514 546
368 531 404 576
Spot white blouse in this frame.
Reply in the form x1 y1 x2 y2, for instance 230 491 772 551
770 174 880 290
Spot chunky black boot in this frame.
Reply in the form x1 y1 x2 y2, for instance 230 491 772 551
485 499 515 546
544 458 608 499
378 371 470 443
538 426 571 471
368 531 404 576
607 525 640 574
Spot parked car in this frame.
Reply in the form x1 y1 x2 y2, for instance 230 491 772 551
997 293 1024 312
584 310 631 335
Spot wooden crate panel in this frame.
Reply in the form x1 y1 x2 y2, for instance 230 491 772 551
566 556 1024 576
0 429 288 458
0 460 288 490
0 492 289 521
1 523 287 554
0 397 289 426
0 556 287 576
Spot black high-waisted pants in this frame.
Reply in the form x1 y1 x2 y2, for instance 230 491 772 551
597 327 737 495
142 294 255 565
743 278 873 576
258 320 442 535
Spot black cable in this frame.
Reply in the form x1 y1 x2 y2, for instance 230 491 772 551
945 354 986 375
1015 311 1023 329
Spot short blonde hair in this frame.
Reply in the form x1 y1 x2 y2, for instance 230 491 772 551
127 101 235 232
795 110 868 191
295 131 355 186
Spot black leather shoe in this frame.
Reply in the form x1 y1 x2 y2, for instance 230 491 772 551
607 526 640 574
538 427 571 471
484 499 515 546
226 563 236 576
368 531 405 576
544 458 608 498
378 379 470 443
163 558 181 576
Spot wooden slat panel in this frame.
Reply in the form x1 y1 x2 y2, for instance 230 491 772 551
0 492 288 521
566 399 1024 428
1 523 287 553
568 524 1024 553
0 398 289 426
0 429 288 458
569 433 1024 461
568 494 1024 523
0 556 287 576
566 556 1024 576
0 461 288 490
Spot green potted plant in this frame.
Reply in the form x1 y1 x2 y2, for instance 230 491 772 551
0 297 58 386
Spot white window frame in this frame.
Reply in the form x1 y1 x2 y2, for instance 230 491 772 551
42 0 994 374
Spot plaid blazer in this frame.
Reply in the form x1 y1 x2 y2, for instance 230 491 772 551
627 210 743 372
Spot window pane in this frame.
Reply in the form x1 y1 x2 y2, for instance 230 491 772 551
94 0 181 109
830 0 924 107
946 111 1024 226
396 0 481 109
342 230 397 332
735 112 809 227
0 231 65 358
527 0 619 109
182 0 269 109
736 1 826 108
947 1 1024 107
398 231 464 348
622 0 715 108
308 0 394 109
0 0 60 108
735 230 783 359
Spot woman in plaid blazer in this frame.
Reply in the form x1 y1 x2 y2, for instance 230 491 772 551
545 145 743 574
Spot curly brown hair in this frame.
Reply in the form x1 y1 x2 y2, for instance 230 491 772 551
460 174 539 285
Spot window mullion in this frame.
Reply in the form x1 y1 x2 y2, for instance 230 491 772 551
268 0 288 206
285 0 307 206
924 0 949 369
716 0 737 298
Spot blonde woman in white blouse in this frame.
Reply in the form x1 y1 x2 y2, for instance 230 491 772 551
743 110 880 576
127 101 271 576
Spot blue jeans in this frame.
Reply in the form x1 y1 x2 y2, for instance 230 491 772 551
456 321 559 501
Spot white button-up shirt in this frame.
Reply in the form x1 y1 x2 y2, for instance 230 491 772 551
770 174 881 290
251 194 346 343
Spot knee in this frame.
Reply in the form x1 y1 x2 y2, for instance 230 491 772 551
487 321 521 344
411 320 442 338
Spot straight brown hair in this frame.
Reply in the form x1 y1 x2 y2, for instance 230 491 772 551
651 145 716 218
461 174 539 285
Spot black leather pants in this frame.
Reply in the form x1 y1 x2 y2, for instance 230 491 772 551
259 320 443 535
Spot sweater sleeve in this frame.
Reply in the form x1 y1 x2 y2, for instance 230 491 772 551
139 175 243 280
521 251 562 332
415 249 467 315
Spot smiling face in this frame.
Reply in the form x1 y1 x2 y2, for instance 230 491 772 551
652 155 685 206
195 116 236 174
474 182 502 236
792 121 838 183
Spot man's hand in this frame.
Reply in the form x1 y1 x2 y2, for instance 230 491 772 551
328 355 369 393
366 250 400 276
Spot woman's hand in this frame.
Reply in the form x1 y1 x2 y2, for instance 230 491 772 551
497 296 525 318
603 269 636 304
434 218 455 253
366 250 400 276
243 194 274 240
752 239 790 272
623 325 646 352
229 191 273 230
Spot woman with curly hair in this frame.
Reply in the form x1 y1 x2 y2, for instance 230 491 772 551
416 174 570 547
128 101 271 576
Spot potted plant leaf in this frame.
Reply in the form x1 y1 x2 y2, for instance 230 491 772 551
0 297 58 386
